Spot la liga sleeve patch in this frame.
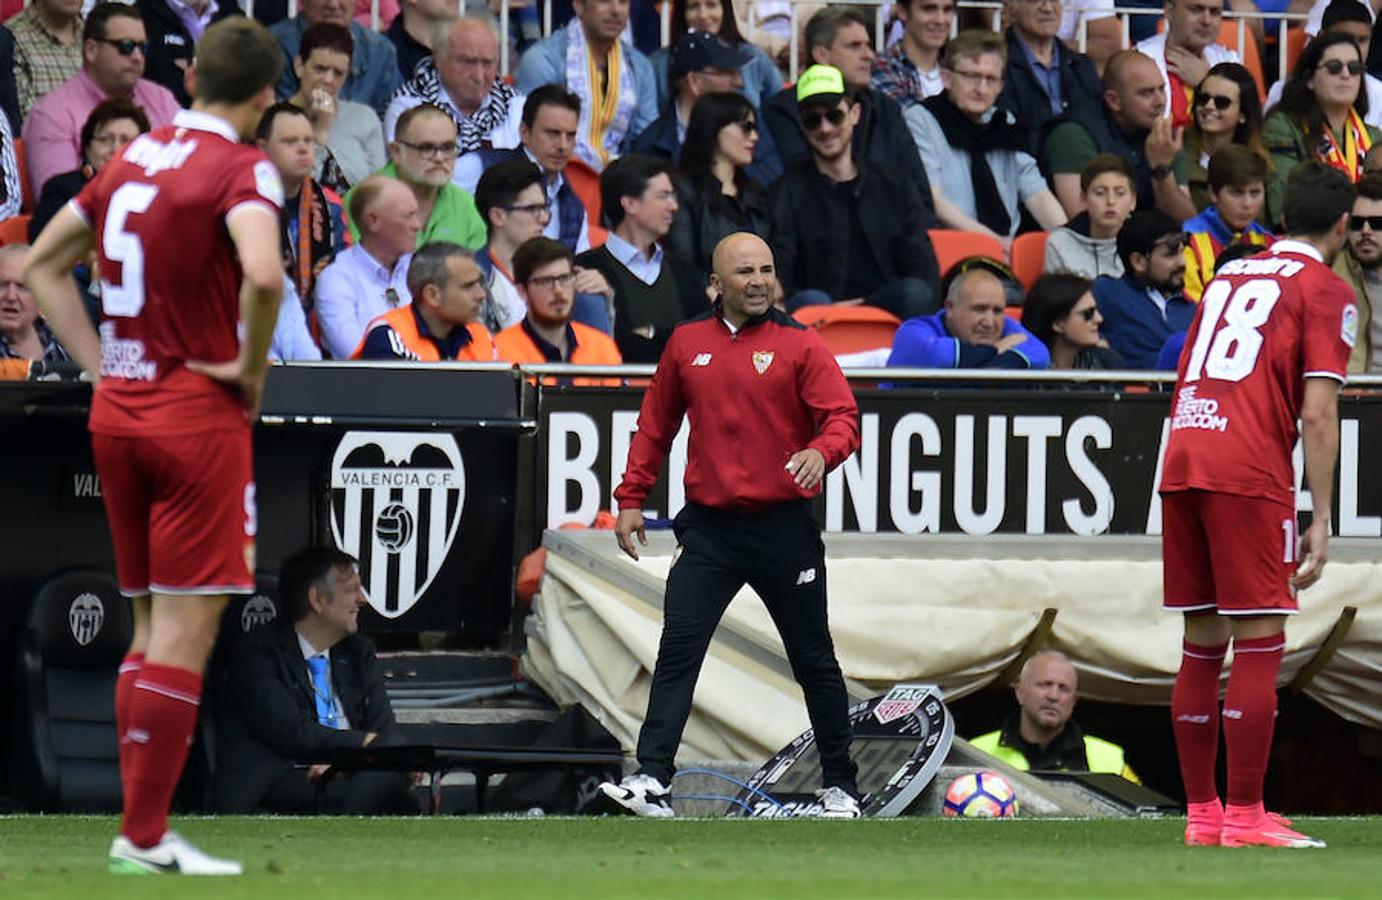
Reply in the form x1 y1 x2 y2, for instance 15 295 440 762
253 159 284 207
1342 303 1359 349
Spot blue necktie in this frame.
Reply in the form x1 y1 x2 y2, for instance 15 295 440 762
307 656 336 728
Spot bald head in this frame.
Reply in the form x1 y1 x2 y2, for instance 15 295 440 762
1014 650 1078 744
436 16 499 114
1103 51 1166 132
351 175 421 260
711 233 777 326
944 268 1007 345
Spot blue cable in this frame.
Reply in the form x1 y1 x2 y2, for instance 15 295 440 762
671 767 786 812
672 793 757 814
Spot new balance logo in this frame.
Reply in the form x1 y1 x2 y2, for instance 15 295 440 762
691 353 713 366
1176 714 1211 724
796 568 817 585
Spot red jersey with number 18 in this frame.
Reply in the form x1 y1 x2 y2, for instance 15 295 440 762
1159 240 1355 507
72 109 284 437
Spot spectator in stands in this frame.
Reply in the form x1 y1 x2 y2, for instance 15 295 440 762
137 0 241 107
998 0 1103 155
1021 273 1124 369
1091 209 1193 368
257 101 347 323
286 23 386 195
384 16 523 155
1330 171 1382 372
495 236 623 374
668 92 771 277
1181 145 1274 300
1185 63 1266 211
1135 0 1241 128
1265 2 1382 131
0 111 19 223
872 0 953 107
6 0 84 119
456 86 597 253
576 154 706 362
29 98 148 241
0 29 19 134
472 159 613 334
214 547 417 815
22 3 181 198
650 0 783 111
765 7 939 226
1043 50 1197 223
270 276 324 362
386 0 454 82
272 0 400 116
513 0 658 170
317 175 421 359
354 241 494 360
0 244 71 366
1043 154 1135 280
971 651 1139 780
348 104 486 249
1058 0 1122 69
908 31 1067 246
887 267 1050 369
770 66 940 320
1263 31 1379 229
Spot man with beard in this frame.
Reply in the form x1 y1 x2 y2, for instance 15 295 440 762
1332 173 1382 372
1091 209 1195 367
345 103 485 250
970 651 1139 780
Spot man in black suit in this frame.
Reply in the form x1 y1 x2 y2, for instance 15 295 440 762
213 547 417 814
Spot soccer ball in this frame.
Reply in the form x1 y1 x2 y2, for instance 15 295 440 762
942 771 1018 818
375 503 415 553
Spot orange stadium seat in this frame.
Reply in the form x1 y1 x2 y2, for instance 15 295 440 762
792 304 902 354
1010 231 1048 293
563 156 607 248
1284 26 1307 77
928 229 1005 279
0 214 31 246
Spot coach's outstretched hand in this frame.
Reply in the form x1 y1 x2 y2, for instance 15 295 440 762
615 509 648 561
187 353 269 422
1291 519 1329 590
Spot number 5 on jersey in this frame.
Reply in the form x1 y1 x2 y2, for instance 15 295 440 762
100 182 160 318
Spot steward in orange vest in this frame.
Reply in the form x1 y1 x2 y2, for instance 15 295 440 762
495 318 622 385
351 243 495 361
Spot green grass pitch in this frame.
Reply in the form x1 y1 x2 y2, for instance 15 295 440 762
1 816 1378 898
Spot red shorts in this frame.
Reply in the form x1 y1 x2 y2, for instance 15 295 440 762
1161 489 1298 615
93 430 256 597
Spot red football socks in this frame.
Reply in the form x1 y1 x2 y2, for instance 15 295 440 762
120 663 202 849
1222 634 1285 808
1171 639 1228 805
114 652 144 788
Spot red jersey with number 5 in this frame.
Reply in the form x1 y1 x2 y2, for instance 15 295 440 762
72 110 283 437
1159 240 1355 506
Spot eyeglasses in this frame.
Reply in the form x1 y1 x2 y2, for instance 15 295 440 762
527 272 576 291
947 68 1004 88
1349 215 1382 231
801 107 847 131
93 37 148 57
1195 92 1235 110
397 139 458 159
1075 306 1099 322
1317 58 1363 77
505 202 552 217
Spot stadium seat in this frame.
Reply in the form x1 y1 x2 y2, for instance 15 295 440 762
563 156 607 248
792 304 902 354
1010 231 1048 293
0 214 31 246
1284 26 1307 76
928 229 1005 279
13 570 132 812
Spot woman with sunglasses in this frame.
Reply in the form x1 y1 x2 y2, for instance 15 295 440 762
650 0 784 112
667 92 772 275
1186 63 1267 213
1020 273 1123 370
1263 31 1379 228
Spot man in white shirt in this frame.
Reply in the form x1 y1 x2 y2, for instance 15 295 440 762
315 175 421 359
1135 0 1240 126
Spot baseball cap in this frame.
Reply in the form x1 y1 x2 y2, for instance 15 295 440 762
670 30 752 79
796 64 847 108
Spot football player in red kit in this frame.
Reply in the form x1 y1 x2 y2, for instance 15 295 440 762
1160 162 1357 850
24 18 285 874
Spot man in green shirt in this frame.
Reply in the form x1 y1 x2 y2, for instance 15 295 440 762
345 102 486 249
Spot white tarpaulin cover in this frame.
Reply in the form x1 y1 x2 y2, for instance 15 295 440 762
522 532 1382 764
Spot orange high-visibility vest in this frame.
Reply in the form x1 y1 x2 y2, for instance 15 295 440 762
351 305 494 362
494 319 622 385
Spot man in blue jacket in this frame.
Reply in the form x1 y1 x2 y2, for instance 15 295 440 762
888 267 1049 369
1092 210 1194 369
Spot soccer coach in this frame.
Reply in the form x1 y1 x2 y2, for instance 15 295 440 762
598 232 863 819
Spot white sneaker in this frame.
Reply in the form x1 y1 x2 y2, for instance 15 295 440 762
815 786 861 819
109 832 243 875
598 774 674 818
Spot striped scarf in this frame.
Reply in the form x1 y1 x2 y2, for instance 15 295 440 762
393 59 518 153
564 19 638 171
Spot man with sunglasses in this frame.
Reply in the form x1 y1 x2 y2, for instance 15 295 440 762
1135 0 1240 129
1329 171 1382 371
21 2 180 198
1091 209 1195 367
768 65 941 321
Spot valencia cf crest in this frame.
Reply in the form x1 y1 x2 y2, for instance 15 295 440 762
752 350 774 374
330 432 466 619
69 593 105 646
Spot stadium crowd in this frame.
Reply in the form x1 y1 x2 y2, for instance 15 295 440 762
6 0 1382 377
